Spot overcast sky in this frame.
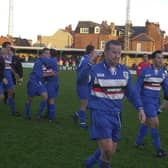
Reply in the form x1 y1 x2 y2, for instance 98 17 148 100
0 0 168 42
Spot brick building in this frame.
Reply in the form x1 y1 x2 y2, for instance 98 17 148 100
73 20 166 52
164 36 168 51
0 36 13 45
73 21 118 49
34 28 73 48
129 20 165 51
0 36 32 46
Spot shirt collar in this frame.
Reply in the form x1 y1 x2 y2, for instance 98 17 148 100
103 60 120 70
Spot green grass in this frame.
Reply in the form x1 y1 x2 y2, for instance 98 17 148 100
0 69 168 168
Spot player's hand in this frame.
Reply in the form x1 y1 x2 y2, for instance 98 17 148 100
157 108 164 115
53 72 59 76
2 78 8 85
15 73 19 79
18 78 23 85
138 109 146 124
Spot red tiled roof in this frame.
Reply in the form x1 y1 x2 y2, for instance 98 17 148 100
0 37 12 45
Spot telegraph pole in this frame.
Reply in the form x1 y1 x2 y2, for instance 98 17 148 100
8 0 14 37
124 0 131 51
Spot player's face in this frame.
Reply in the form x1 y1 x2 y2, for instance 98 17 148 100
6 44 12 53
143 55 148 62
43 50 50 58
153 53 163 68
90 50 98 64
6 44 11 49
104 44 121 67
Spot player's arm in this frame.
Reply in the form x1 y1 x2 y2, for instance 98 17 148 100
125 70 143 109
136 63 141 77
14 57 23 78
162 77 168 99
0 58 8 85
43 71 58 77
0 58 5 81
77 61 93 84
39 56 57 68
125 70 146 123
53 59 59 74
77 55 96 84
14 58 24 84
11 67 19 77
136 69 145 95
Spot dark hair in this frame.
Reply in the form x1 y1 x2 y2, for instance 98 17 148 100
41 48 50 54
50 48 57 57
85 45 95 55
104 40 121 51
151 50 162 59
2 41 11 48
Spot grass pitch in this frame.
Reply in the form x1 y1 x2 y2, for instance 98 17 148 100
0 69 168 168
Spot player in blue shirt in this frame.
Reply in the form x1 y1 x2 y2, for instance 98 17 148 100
25 48 57 120
73 45 97 128
79 40 146 168
1 47 21 116
158 64 168 113
44 48 59 122
0 52 8 101
135 50 168 157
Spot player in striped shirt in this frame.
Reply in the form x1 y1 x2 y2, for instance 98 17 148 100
135 50 168 157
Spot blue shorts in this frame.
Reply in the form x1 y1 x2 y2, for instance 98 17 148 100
90 110 121 142
4 69 15 90
77 85 89 99
27 80 47 97
46 81 59 99
142 98 160 118
0 82 4 94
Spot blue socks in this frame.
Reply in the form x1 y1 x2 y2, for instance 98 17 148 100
25 102 31 118
37 100 47 118
48 104 56 121
46 103 49 118
98 159 111 168
25 102 56 120
151 128 161 151
85 149 101 167
136 124 148 145
78 110 86 126
136 124 162 151
8 97 16 113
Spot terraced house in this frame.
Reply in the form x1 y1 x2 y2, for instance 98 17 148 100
73 20 166 52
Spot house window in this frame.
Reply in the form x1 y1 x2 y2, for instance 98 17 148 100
94 26 100 34
100 40 105 49
111 29 116 36
80 28 89 34
118 31 124 38
136 43 142 51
